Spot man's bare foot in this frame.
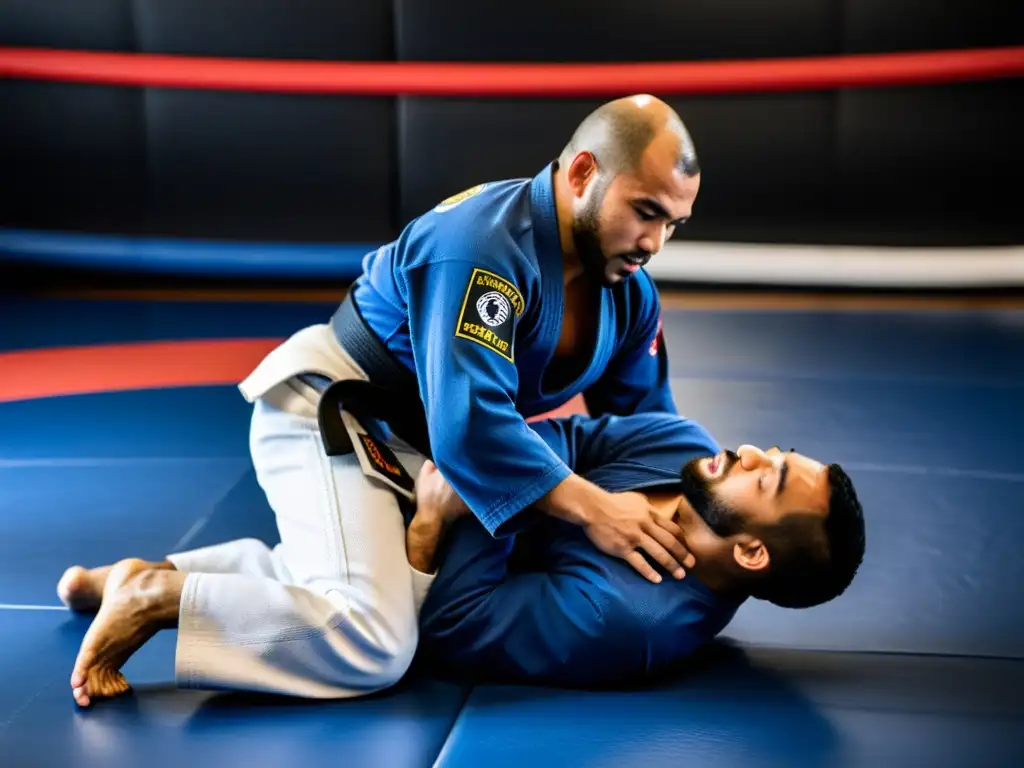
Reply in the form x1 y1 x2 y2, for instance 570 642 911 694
70 558 185 707
58 560 175 612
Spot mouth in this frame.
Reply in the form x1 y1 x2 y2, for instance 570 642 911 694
705 453 723 477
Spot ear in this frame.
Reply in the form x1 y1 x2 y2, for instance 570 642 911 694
566 151 598 197
732 536 770 573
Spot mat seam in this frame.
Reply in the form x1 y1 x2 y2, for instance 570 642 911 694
430 683 477 768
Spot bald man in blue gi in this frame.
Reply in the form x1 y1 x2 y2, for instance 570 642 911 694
57 95 737 705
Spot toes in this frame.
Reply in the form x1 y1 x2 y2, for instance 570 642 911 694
71 640 101 690
94 668 130 700
113 673 130 696
70 657 91 690
71 668 130 708
73 685 90 708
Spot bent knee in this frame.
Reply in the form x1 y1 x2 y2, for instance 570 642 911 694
320 603 418 687
379 627 418 684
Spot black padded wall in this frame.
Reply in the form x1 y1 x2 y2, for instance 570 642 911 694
136 1 396 241
0 0 144 234
134 0 393 59
0 0 134 51
395 0 842 61
0 0 397 242
1 0 1020 245
138 90 395 242
841 0 1023 53
835 79 1021 245
0 79 147 235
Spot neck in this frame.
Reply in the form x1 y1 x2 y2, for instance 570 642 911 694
646 491 747 601
552 162 585 285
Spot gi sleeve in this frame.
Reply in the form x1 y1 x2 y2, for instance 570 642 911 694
416 517 623 687
583 279 676 416
404 259 573 537
569 412 720 492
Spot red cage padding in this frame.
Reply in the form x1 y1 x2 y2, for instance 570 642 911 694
0 46 1021 95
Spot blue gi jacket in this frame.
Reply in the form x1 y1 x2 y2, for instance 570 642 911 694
350 164 673 537
416 412 746 688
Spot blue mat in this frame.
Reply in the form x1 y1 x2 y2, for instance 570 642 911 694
1 295 1021 766
437 648 1024 768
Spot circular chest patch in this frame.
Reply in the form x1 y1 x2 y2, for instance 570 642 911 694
475 291 511 327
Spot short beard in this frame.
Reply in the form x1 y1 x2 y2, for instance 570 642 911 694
572 180 613 286
678 451 745 537
572 216 610 286
570 173 654 286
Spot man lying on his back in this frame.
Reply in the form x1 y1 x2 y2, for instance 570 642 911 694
408 411 867 686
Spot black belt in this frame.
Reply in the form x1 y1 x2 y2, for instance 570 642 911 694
311 293 433 459
329 292 418 395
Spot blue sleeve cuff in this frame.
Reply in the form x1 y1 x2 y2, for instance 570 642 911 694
482 460 574 538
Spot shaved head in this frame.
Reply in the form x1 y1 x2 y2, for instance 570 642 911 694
559 94 700 179
555 95 702 287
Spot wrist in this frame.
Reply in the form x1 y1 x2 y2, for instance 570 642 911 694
536 474 600 527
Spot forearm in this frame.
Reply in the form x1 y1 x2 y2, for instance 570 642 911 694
406 516 445 574
408 469 601 573
533 472 605 528
434 443 572 537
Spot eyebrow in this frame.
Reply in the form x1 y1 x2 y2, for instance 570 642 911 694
775 459 789 498
636 198 688 227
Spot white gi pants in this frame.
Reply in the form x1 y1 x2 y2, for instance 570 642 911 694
165 323 435 698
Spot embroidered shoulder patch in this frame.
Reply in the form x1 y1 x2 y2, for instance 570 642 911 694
454 267 525 363
434 183 486 212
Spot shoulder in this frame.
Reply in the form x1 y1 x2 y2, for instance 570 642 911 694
559 411 718 462
411 179 535 261
611 576 740 666
400 178 541 287
546 529 733 652
592 550 741 642
534 413 717 492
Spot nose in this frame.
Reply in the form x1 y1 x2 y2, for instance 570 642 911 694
638 224 668 256
737 444 774 470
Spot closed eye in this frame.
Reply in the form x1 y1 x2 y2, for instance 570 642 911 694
634 199 688 227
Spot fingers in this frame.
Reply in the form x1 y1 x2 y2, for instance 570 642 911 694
627 535 687 583
624 550 663 584
642 523 690 577
650 516 697 570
